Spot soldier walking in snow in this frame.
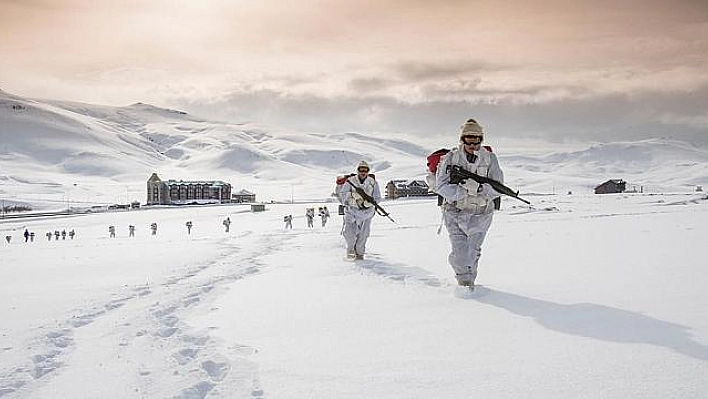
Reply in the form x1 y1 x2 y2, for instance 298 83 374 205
5 235 11 244
128 225 136 237
284 214 293 229
305 208 315 228
320 206 330 227
24 229 29 243
68 229 75 240
186 221 193 235
30 232 35 242
109 225 116 238
435 118 503 290
46 232 52 241
223 217 231 233
54 230 60 240
61 229 67 240
150 222 158 235
336 160 382 260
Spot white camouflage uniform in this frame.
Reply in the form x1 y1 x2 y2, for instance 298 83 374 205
435 143 503 286
337 172 382 258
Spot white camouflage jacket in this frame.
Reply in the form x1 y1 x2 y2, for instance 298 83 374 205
336 175 382 221
435 145 504 214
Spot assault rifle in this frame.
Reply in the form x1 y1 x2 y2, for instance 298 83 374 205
346 180 395 223
449 165 531 205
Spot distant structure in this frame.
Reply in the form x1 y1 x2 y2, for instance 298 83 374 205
231 189 256 203
147 173 232 205
595 179 626 194
385 179 431 199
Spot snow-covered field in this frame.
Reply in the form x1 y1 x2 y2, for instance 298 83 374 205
2 193 707 398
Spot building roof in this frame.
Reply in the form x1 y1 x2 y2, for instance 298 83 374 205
409 180 429 187
234 189 255 196
165 180 230 187
147 173 162 183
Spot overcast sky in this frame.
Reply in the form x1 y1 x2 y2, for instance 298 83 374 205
1 0 707 144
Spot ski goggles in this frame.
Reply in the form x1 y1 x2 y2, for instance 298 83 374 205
357 167 369 173
461 135 483 145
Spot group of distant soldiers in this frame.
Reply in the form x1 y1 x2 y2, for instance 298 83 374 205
107 218 231 238
285 206 331 229
2 217 236 244
5 209 331 244
3 228 76 244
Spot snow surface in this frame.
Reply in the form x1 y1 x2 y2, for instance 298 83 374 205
1 90 708 398
1 194 707 398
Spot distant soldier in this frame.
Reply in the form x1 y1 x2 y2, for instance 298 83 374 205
54 230 60 240
150 222 158 235
186 221 193 235
29 232 35 242
305 208 315 228
320 206 330 227
109 225 116 238
128 225 136 237
284 214 293 229
223 217 231 233
61 229 67 240
68 229 75 240
24 229 29 243
4 235 11 244
46 232 52 241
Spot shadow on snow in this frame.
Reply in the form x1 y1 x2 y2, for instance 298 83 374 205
477 289 708 362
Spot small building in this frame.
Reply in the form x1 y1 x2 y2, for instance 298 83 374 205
595 179 626 194
146 173 231 205
250 204 266 212
386 179 431 199
407 180 430 196
386 180 409 199
232 189 256 203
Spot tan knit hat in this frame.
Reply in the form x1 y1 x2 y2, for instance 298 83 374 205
459 118 484 137
357 160 370 171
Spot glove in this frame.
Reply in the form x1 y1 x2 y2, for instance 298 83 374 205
460 179 480 194
478 183 495 198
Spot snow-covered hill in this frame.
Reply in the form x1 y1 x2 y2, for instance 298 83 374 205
1 89 707 209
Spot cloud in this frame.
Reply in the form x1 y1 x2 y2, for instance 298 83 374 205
167 84 708 147
2 0 707 145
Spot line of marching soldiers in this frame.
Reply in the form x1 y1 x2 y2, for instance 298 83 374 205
283 206 330 229
3 228 76 244
3 218 236 244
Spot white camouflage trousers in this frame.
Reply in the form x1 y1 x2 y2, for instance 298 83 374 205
343 216 373 256
443 210 494 285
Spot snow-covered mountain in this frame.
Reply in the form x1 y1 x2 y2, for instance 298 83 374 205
1 89 707 208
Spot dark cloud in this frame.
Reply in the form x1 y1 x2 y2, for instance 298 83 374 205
172 85 708 146
391 60 509 81
348 77 394 93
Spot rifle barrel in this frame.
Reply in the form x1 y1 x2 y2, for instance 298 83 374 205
451 166 530 205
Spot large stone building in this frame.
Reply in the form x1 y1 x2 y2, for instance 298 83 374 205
385 179 431 199
147 173 232 205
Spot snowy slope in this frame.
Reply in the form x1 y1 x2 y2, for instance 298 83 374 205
1 90 431 206
1 89 707 207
